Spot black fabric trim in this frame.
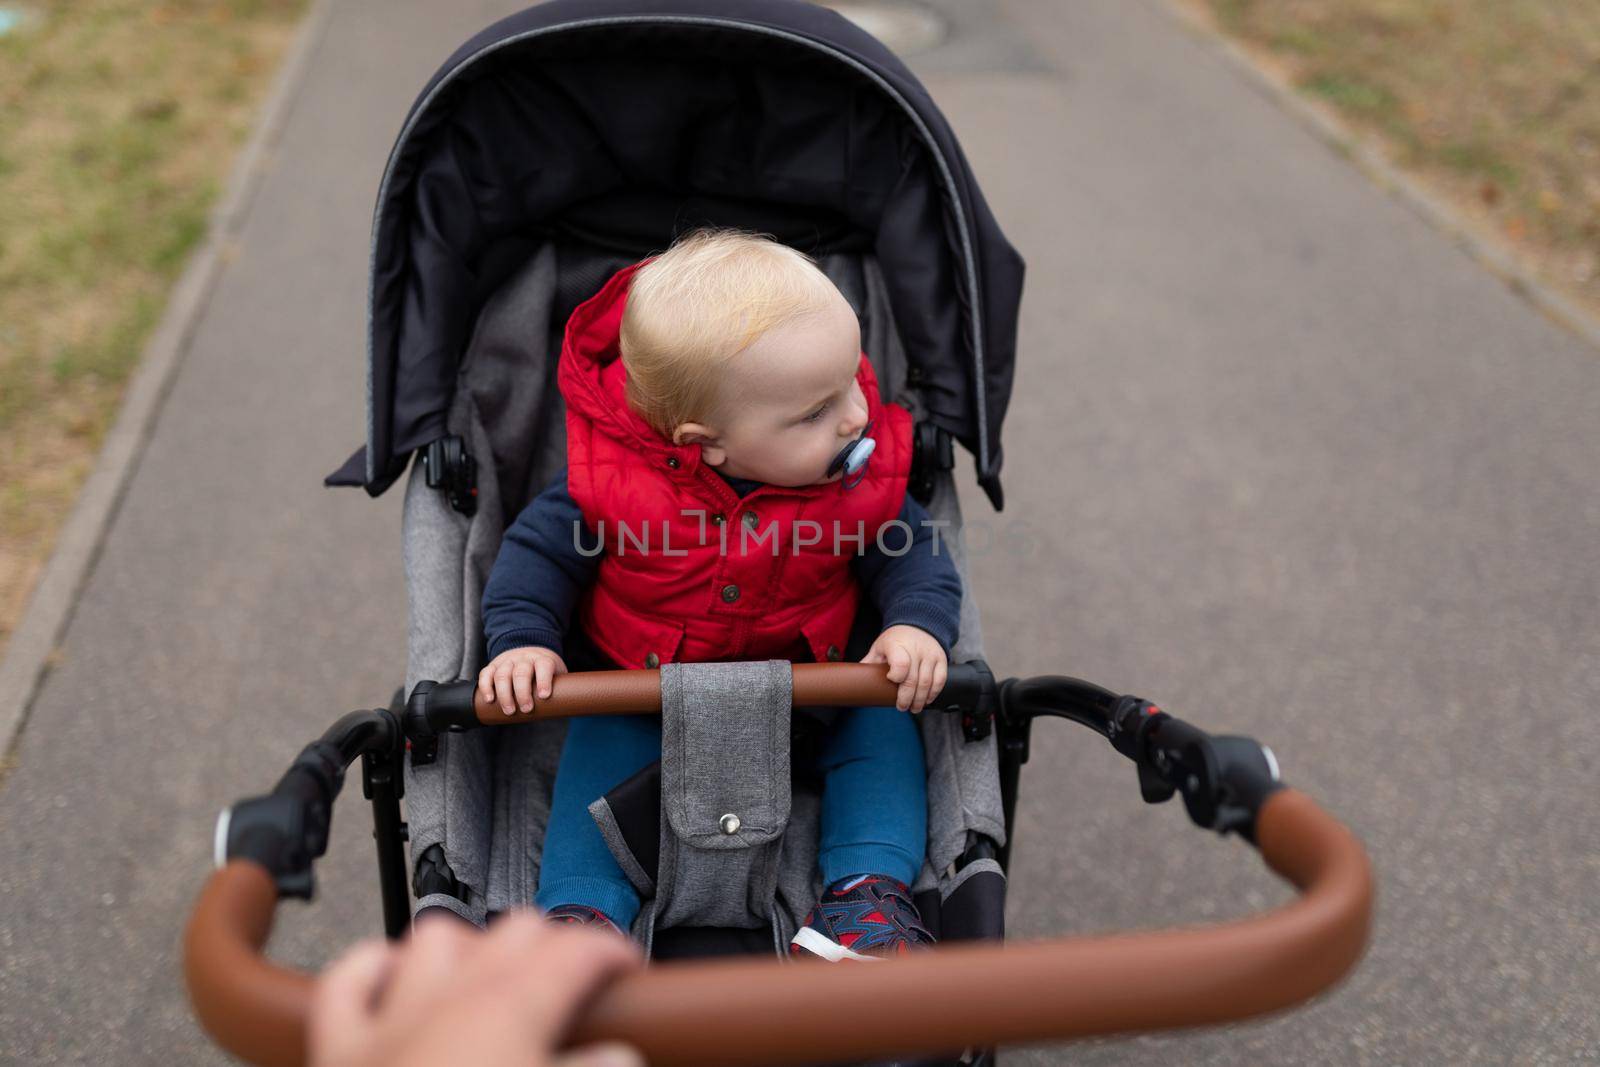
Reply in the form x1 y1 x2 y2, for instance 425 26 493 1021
650 924 777 960
324 445 367 488
937 867 1006 944
600 759 663 885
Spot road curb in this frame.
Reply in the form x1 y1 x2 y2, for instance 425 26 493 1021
1161 0 1600 356
0 0 337 763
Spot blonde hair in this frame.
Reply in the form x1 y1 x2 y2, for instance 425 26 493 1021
619 228 842 438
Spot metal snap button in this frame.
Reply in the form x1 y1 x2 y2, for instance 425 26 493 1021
826 645 842 662
720 584 740 603
711 512 725 526
720 813 741 835
665 456 680 469
644 652 660 668
742 510 759 529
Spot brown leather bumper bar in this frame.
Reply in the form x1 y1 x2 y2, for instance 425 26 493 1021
185 788 1371 1067
470 662 904 722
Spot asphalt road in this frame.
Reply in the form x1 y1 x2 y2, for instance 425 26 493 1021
1 1 1596 1063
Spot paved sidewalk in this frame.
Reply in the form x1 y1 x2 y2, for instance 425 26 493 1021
1 1 1596 1063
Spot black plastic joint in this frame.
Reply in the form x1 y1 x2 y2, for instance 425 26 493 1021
422 435 478 517
908 422 954 505
412 843 464 901
1104 695 1163 761
929 659 997 742
404 679 482 767
1205 736 1284 842
219 791 323 899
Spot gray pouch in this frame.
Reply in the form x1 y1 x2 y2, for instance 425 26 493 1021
647 660 793 933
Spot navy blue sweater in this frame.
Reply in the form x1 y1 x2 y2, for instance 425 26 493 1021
482 466 963 664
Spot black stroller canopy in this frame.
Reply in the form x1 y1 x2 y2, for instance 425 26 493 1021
330 0 1024 510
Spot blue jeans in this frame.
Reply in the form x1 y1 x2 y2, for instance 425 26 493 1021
536 707 927 930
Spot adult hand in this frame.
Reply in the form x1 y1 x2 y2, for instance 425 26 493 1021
309 912 643 1067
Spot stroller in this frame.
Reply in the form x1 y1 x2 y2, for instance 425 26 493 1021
184 2 1373 1065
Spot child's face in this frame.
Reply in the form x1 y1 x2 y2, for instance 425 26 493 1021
677 292 870 487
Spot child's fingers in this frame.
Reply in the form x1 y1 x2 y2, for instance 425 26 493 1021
910 655 935 713
886 643 911 684
930 658 948 701
493 664 516 716
477 664 495 705
535 657 554 700
511 658 536 713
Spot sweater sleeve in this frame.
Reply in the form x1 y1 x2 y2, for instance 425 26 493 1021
851 493 964 655
481 467 600 661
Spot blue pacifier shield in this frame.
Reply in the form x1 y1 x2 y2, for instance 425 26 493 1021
841 436 875 476
826 418 877 488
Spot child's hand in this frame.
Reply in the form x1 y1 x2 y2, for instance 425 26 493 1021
478 646 568 715
861 625 948 713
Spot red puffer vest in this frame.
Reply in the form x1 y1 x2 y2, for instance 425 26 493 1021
558 259 912 669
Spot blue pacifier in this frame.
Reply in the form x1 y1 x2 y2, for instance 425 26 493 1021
826 419 876 490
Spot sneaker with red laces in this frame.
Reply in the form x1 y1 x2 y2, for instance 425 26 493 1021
543 904 626 936
789 875 936 961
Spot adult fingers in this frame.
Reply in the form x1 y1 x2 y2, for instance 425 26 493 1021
512 657 536 713
553 1042 647 1067
476 915 643 1041
307 939 393 1065
379 916 477 1022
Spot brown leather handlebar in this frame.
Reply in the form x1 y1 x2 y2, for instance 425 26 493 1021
185 789 1371 1067
472 662 904 722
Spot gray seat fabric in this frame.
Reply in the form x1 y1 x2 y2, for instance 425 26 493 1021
401 240 1004 940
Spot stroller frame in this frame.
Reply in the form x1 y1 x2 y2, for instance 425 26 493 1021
307 664 1261 941
191 660 1371 1066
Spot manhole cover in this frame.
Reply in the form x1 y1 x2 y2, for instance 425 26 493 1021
818 1 948 56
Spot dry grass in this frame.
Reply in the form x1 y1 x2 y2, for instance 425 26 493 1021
1183 0 1600 317
0 0 307 651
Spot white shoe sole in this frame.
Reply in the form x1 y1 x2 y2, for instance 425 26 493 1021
789 926 886 962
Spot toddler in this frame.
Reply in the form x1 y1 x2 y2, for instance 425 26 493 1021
477 229 963 959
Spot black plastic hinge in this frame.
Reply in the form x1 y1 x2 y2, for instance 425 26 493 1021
413 843 463 900
908 421 954 505
422 435 478 517
1105 695 1179 805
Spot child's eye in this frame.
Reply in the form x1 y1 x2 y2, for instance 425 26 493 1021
802 402 828 423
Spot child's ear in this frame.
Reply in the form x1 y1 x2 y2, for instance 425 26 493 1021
672 422 726 466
